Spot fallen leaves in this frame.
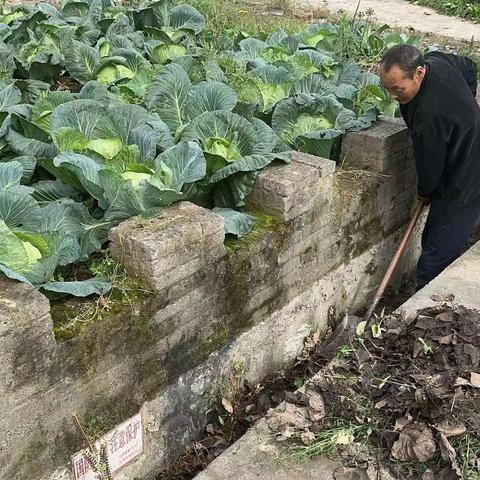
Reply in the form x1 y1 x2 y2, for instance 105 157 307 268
391 422 436 462
470 372 480 388
438 433 463 478
221 398 234 415
394 413 413 432
265 402 312 439
453 372 480 388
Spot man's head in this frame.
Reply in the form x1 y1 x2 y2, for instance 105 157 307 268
380 45 426 104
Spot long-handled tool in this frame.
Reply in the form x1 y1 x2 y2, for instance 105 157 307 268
363 200 426 322
316 200 426 359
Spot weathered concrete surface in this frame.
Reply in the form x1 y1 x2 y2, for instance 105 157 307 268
342 116 412 175
399 240 480 316
248 152 335 221
300 0 480 42
88 223 421 480
109 202 226 292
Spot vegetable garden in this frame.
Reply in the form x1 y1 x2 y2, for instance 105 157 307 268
0 0 419 297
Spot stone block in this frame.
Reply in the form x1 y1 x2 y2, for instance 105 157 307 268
0 278 55 392
247 152 336 222
109 202 226 291
341 117 413 174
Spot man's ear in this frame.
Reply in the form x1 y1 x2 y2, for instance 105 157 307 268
415 65 425 79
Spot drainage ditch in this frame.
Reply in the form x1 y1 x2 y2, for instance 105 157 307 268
156 279 417 479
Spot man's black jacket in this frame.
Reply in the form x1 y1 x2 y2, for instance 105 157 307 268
400 51 480 210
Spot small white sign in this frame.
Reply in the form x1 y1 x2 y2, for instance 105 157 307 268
72 412 144 480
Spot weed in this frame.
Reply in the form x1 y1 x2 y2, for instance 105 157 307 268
412 0 480 23
51 252 153 340
285 419 373 460
337 345 356 358
453 433 480 479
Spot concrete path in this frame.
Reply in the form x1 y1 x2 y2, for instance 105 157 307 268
194 419 343 480
300 0 480 42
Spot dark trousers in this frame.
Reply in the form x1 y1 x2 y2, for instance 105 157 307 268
417 197 480 290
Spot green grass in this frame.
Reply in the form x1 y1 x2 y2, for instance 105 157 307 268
285 419 373 460
178 0 304 45
453 433 480 479
412 0 480 23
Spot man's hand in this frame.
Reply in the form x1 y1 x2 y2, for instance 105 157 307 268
418 195 431 206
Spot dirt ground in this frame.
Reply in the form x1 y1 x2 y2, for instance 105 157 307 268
277 301 480 479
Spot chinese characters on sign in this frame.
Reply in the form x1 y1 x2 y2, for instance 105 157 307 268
72 412 144 480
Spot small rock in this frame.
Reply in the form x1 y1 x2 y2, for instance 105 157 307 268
257 443 278 455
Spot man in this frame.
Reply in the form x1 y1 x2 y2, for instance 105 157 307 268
379 45 480 290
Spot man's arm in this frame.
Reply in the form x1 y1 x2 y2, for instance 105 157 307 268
411 123 450 199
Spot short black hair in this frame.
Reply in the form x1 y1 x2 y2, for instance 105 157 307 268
380 45 425 78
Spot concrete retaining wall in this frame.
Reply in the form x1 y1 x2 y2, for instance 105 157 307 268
0 117 421 480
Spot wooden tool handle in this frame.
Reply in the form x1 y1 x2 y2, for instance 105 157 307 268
364 201 426 322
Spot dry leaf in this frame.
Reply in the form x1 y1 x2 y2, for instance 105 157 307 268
307 390 325 413
300 430 316 445
222 398 234 414
206 423 215 435
334 431 355 445
430 293 455 303
434 421 466 438
439 432 463 478
245 404 255 414
454 377 471 387
422 470 435 480
437 311 454 322
439 334 454 345
265 402 311 438
391 423 436 462
394 413 413 432
470 372 480 388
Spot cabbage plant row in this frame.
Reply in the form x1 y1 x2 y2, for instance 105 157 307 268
0 0 414 296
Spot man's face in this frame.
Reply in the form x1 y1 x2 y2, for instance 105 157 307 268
380 64 426 104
